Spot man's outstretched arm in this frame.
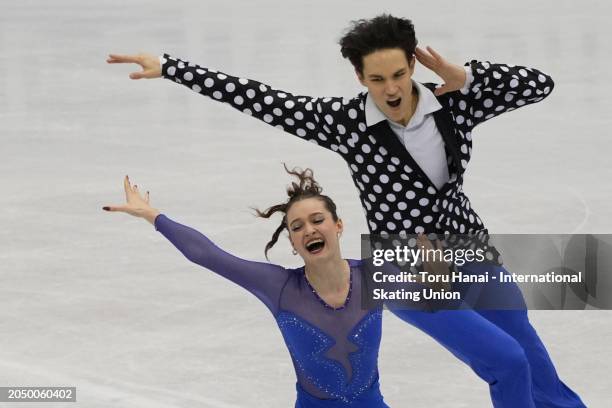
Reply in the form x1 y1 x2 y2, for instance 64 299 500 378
107 53 353 152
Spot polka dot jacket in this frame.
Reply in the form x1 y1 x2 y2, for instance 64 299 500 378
161 54 554 265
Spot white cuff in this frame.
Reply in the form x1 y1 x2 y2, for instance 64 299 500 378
460 66 474 93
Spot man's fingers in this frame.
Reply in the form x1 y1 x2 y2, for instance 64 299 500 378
129 71 145 80
145 191 150 204
415 46 429 57
425 46 444 62
415 54 433 68
107 54 139 64
417 234 434 251
415 47 435 66
107 57 127 64
415 55 435 71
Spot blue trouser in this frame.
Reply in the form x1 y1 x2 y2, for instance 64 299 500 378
390 262 586 408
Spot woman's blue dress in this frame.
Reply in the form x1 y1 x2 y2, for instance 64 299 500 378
155 214 390 407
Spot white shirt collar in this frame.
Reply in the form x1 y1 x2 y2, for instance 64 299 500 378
364 80 443 129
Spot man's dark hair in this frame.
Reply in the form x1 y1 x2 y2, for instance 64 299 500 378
339 14 417 74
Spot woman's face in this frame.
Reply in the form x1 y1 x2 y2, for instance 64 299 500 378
286 197 343 262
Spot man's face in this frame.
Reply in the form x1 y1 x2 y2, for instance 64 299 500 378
357 48 416 126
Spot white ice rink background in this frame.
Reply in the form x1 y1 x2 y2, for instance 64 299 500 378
1 0 611 406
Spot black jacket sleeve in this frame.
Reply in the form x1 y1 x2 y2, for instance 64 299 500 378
161 54 355 152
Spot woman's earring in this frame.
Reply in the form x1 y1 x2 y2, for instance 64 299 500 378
292 249 298 255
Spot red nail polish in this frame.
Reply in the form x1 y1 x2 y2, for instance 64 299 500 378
103 206 110 211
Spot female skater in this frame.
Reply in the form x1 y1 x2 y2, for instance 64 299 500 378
104 169 400 407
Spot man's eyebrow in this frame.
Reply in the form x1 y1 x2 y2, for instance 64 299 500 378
367 68 406 79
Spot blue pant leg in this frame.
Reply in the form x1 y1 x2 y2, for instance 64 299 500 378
478 309 586 408
460 262 586 408
390 308 536 408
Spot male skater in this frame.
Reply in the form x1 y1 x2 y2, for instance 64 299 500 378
108 14 585 407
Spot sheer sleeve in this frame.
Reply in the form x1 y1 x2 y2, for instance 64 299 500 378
154 214 289 314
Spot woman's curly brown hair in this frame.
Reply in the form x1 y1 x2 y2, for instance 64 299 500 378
254 164 339 259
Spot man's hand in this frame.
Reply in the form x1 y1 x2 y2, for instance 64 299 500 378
103 175 160 225
415 46 467 96
106 53 162 80
417 234 452 291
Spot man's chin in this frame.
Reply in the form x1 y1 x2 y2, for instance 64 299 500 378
386 110 406 124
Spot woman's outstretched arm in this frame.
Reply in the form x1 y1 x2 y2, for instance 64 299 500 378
103 175 289 313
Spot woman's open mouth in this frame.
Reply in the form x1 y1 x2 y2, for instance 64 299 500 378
305 239 325 254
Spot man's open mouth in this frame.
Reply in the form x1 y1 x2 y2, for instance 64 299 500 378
387 98 401 108
305 239 325 254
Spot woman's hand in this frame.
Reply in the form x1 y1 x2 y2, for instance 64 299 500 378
103 175 160 225
106 53 162 80
415 46 467 96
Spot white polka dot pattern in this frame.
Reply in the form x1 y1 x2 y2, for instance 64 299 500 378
162 54 554 266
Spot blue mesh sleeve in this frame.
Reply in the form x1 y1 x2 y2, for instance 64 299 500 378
154 214 289 314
